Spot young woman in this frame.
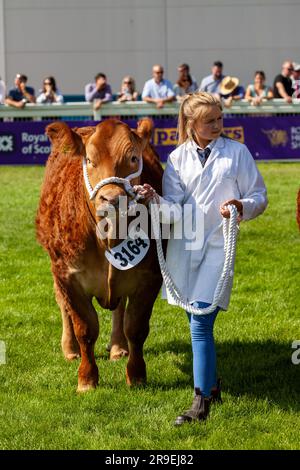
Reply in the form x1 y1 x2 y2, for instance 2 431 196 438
36 76 64 104
135 92 268 425
117 76 139 102
245 71 273 106
173 64 198 102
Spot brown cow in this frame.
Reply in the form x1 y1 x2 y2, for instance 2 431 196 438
36 118 164 392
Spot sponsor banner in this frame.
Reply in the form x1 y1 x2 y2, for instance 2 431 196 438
0 116 300 164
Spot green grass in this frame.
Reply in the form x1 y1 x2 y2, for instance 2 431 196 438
0 164 299 450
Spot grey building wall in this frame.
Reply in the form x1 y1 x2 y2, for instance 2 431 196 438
1 0 299 96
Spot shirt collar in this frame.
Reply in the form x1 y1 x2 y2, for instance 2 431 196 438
187 136 221 151
186 136 225 160
196 139 217 153
152 78 165 86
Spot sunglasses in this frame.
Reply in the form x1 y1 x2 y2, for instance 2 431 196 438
44 81 51 85
123 81 132 84
154 71 163 74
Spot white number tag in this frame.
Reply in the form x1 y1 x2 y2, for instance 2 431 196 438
105 229 150 270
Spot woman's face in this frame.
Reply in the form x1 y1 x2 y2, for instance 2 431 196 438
254 74 265 87
193 105 223 144
122 77 133 90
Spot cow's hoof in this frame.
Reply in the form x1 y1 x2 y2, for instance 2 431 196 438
110 345 129 361
126 369 146 387
77 382 97 393
126 376 146 387
65 352 81 361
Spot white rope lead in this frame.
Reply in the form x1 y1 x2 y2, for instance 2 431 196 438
149 201 238 315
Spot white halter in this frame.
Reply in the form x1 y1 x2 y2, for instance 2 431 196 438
82 156 143 201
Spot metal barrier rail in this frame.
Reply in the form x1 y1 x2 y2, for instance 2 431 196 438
1 99 300 121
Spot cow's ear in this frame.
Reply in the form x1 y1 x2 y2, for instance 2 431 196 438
73 126 96 144
136 118 154 143
46 122 84 155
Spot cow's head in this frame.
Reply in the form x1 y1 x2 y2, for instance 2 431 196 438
46 118 151 218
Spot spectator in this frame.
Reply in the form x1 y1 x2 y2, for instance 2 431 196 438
199 61 224 95
5 73 35 108
219 76 245 108
245 71 274 106
117 76 139 102
142 65 175 109
273 61 294 103
292 62 300 98
173 63 198 101
0 76 6 104
85 73 113 110
36 76 64 104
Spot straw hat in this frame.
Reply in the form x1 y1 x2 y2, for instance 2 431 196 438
219 76 239 95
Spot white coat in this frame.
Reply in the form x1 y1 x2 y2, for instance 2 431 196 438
158 136 268 310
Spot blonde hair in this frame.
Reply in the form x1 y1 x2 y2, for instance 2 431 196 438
122 75 136 92
177 92 222 145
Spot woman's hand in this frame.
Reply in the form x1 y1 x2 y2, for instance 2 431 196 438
220 199 243 222
251 96 262 106
133 183 159 205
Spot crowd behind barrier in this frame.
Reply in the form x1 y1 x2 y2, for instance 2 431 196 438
1 57 300 164
1 100 300 164
1 60 300 110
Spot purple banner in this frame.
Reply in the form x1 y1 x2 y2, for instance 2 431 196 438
1 116 300 164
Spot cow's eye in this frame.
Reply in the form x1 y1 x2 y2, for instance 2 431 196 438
86 157 96 168
131 156 139 164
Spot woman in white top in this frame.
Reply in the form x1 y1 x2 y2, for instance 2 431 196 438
135 92 268 425
36 76 64 104
245 71 273 106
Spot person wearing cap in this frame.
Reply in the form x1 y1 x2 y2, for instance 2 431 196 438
199 61 224 95
273 61 294 103
5 73 35 108
219 76 245 108
292 62 300 98
245 71 274 106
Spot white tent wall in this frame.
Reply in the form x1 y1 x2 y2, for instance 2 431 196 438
1 0 299 95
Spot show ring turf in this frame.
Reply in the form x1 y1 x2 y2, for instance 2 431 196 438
0 164 299 450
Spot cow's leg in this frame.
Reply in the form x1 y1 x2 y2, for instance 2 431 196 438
124 285 159 386
54 279 80 361
55 278 99 392
109 296 129 361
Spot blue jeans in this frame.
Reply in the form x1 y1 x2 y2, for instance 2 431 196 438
186 301 220 397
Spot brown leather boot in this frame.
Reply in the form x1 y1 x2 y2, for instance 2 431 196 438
210 378 222 404
174 389 211 426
